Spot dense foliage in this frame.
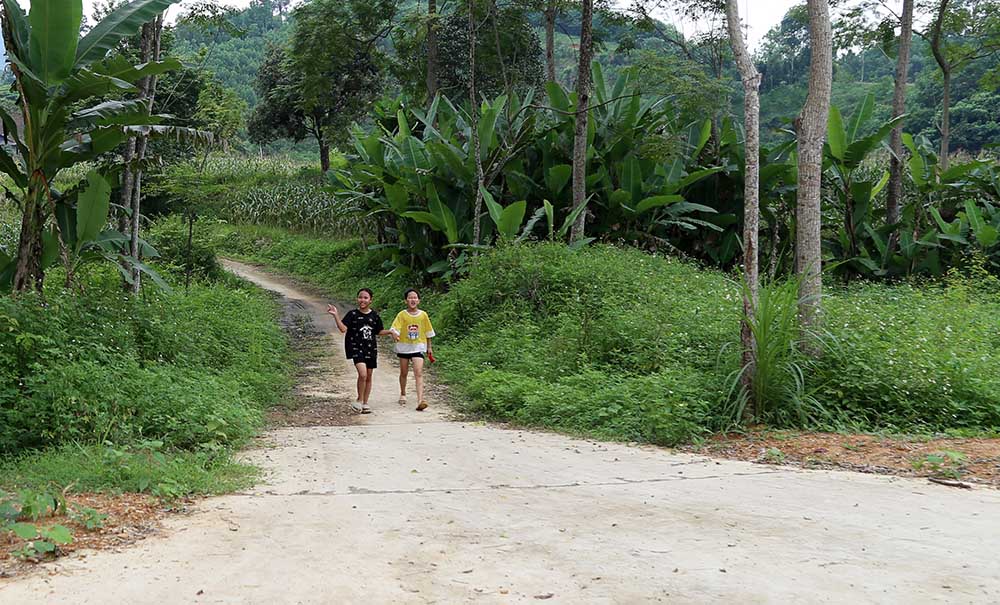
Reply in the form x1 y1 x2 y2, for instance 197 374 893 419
0 264 290 494
247 0 396 170
212 226 1000 441
332 65 723 277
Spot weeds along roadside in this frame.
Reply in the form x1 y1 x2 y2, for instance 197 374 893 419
0 254 295 561
205 223 1000 445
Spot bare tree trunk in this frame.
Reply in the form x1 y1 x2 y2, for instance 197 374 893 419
469 0 484 246
886 0 914 241
930 0 952 170
490 1 510 93
544 0 557 83
127 15 164 293
569 0 594 243
319 140 331 173
795 0 832 352
939 68 951 169
119 137 137 233
426 0 438 102
725 0 761 405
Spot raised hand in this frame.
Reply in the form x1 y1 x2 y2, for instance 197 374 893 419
327 304 338 316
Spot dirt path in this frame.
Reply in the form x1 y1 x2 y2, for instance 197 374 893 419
3 261 999 604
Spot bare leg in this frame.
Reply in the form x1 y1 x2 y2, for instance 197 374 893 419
398 357 410 401
354 362 368 402
363 368 374 404
412 356 425 404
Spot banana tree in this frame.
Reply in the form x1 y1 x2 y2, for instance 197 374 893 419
334 92 537 274
822 94 902 277
0 0 207 292
531 64 724 244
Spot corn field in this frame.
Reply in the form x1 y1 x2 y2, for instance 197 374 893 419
225 181 367 236
156 155 368 237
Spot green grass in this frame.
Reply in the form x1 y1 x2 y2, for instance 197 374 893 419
210 224 1000 445
0 263 292 497
0 444 259 497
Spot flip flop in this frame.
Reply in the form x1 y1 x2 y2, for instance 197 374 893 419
351 401 363 413
398 396 407 406
416 401 428 411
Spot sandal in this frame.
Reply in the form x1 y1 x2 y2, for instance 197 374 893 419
416 401 428 411
361 404 372 414
351 401 363 413
398 396 407 406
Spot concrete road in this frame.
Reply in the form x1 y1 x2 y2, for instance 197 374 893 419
3 260 998 604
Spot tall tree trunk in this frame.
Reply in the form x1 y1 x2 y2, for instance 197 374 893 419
319 140 331 173
544 0 557 83
569 0 594 243
127 15 164 293
490 1 510 93
795 0 832 351
119 137 137 233
469 0 484 246
426 0 438 102
887 0 914 239
930 0 952 170
938 68 951 169
725 0 761 405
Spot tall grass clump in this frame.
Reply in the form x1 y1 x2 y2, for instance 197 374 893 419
724 277 827 428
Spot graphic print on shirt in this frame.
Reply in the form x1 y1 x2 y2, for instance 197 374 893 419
343 309 383 362
408 324 419 340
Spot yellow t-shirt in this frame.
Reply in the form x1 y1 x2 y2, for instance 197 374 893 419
390 310 435 354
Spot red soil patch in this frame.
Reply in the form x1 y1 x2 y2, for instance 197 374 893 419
1 492 177 578
682 430 1000 487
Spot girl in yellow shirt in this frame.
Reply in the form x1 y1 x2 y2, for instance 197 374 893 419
390 289 435 411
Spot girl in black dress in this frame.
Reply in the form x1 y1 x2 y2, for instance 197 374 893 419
328 288 391 413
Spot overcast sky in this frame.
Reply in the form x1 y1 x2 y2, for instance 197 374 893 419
63 0 806 52
655 0 804 50
20 0 914 54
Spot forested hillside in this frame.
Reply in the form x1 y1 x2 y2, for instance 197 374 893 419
164 0 1000 154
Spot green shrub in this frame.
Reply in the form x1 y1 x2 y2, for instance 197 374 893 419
213 224 1000 442
146 215 225 281
816 281 1000 431
440 243 1000 437
0 272 290 455
434 243 736 443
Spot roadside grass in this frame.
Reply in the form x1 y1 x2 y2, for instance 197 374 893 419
0 444 259 497
0 264 292 498
206 224 1000 445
